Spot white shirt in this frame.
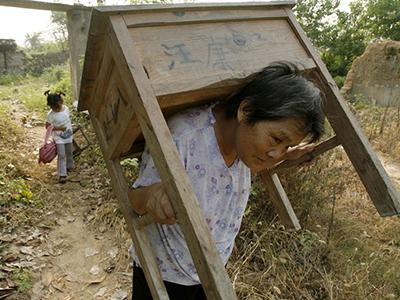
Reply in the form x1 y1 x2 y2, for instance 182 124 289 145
131 104 251 285
46 105 73 144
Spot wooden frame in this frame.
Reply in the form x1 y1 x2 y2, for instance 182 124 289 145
79 3 400 299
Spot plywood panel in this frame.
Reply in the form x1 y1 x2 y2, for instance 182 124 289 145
128 19 313 97
98 66 134 154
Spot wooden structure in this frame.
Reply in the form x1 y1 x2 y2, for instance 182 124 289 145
78 2 400 299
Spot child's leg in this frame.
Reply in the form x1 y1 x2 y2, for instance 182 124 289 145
65 143 74 170
56 144 67 177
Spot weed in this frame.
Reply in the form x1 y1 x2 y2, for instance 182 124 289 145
12 269 33 291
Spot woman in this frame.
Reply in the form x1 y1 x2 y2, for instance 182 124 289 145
129 62 325 299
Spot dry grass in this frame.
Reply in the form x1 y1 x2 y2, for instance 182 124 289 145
3 82 399 299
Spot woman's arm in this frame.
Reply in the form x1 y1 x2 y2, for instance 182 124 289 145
128 182 176 225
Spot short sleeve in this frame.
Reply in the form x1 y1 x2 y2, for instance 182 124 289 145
64 105 70 117
132 136 188 189
46 111 52 124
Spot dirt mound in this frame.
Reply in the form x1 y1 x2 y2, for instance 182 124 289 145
342 40 400 107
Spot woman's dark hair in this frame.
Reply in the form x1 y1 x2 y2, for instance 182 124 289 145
45 90 65 110
225 62 325 141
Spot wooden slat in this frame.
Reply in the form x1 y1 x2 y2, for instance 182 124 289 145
79 9 109 111
96 63 141 160
106 65 142 160
123 9 287 28
271 136 341 173
109 15 237 299
96 2 296 14
285 8 400 216
91 43 114 117
259 171 301 230
91 116 169 300
0 0 89 11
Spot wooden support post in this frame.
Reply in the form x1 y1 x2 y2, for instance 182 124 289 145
91 116 169 299
66 9 91 103
259 171 301 230
285 8 400 216
108 15 237 299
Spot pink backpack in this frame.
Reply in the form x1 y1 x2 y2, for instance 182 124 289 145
38 125 57 164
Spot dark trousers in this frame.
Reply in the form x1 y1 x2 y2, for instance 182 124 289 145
132 265 206 300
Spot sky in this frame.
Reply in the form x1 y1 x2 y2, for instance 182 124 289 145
0 0 352 47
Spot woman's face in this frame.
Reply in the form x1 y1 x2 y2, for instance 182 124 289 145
235 117 308 173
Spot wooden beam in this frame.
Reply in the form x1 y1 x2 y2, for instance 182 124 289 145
259 171 301 230
96 2 296 14
66 9 92 103
285 8 400 216
123 9 288 28
91 116 169 300
109 15 237 299
0 0 90 11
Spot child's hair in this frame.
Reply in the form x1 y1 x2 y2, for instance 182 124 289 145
224 62 325 142
45 90 66 110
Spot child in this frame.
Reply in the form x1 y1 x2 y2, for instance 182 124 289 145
44 91 74 183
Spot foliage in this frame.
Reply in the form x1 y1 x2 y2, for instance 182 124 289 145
295 0 340 48
362 0 400 41
0 73 25 86
295 0 399 78
24 32 45 53
24 51 69 76
51 12 68 50
12 269 33 291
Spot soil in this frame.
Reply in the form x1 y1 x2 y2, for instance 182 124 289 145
2 100 400 300
2 102 132 300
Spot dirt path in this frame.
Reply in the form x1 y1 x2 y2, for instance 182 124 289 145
4 102 132 300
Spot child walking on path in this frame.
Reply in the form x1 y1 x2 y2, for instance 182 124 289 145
44 91 74 183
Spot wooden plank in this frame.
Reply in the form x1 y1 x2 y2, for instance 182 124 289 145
91 43 114 117
106 65 142 160
285 8 400 216
79 10 109 111
259 171 301 230
0 0 89 11
66 9 91 104
96 64 141 160
109 15 237 299
123 9 287 28
128 19 315 98
271 136 341 173
96 2 296 14
90 116 169 300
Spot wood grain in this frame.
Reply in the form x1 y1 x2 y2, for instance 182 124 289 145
109 15 237 299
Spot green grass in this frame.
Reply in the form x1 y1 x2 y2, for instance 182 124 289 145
0 64 72 118
12 269 33 291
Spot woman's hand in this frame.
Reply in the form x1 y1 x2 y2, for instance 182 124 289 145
284 143 316 161
129 183 176 225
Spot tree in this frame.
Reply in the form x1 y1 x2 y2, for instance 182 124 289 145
51 11 68 50
320 2 368 77
24 32 44 52
0 39 17 73
294 0 340 48
363 0 400 41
